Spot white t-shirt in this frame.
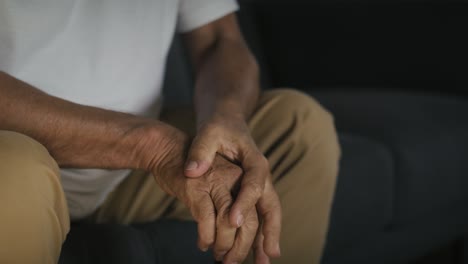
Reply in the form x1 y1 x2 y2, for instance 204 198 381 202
0 0 238 219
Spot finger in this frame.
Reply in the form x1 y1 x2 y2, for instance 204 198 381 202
191 193 216 251
253 227 271 264
257 182 282 258
230 152 268 228
184 133 218 178
224 208 259 263
211 187 237 261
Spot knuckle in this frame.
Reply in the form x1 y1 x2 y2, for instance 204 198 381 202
260 155 270 172
216 201 233 224
198 209 216 222
217 196 233 212
245 212 260 230
259 155 269 168
184 183 206 205
212 187 232 205
252 153 271 176
251 151 269 168
247 182 264 199
246 218 260 231
192 202 215 222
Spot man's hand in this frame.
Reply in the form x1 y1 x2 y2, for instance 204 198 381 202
184 114 282 263
181 12 281 263
150 130 262 262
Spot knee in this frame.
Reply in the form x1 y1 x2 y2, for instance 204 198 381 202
0 130 69 237
261 88 336 135
0 130 64 204
259 88 341 159
0 130 58 171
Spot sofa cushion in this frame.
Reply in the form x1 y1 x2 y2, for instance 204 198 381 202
324 197 468 264
312 91 468 224
323 133 394 261
316 91 468 263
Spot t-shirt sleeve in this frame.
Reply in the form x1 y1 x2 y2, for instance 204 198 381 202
177 0 239 33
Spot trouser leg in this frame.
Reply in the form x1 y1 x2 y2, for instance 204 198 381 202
0 131 70 264
246 89 340 264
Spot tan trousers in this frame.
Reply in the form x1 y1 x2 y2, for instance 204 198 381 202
0 89 340 264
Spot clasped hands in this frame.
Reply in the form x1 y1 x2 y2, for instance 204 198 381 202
151 115 282 264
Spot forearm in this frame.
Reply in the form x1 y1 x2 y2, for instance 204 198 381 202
0 71 180 170
193 37 260 127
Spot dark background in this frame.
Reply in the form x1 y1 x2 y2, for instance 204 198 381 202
238 0 468 96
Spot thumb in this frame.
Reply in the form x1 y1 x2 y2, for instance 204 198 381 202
184 135 217 178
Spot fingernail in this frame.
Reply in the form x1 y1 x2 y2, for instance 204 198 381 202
186 161 198 170
236 215 244 227
200 246 208 252
276 243 281 256
215 251 227 261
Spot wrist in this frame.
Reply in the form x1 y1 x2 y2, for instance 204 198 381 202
197 108 246 132
122 120 189 172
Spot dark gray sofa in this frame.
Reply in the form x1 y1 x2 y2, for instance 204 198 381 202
59 0 468 263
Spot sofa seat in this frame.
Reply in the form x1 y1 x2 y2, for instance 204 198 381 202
314 90 468 263
314 90 468 222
